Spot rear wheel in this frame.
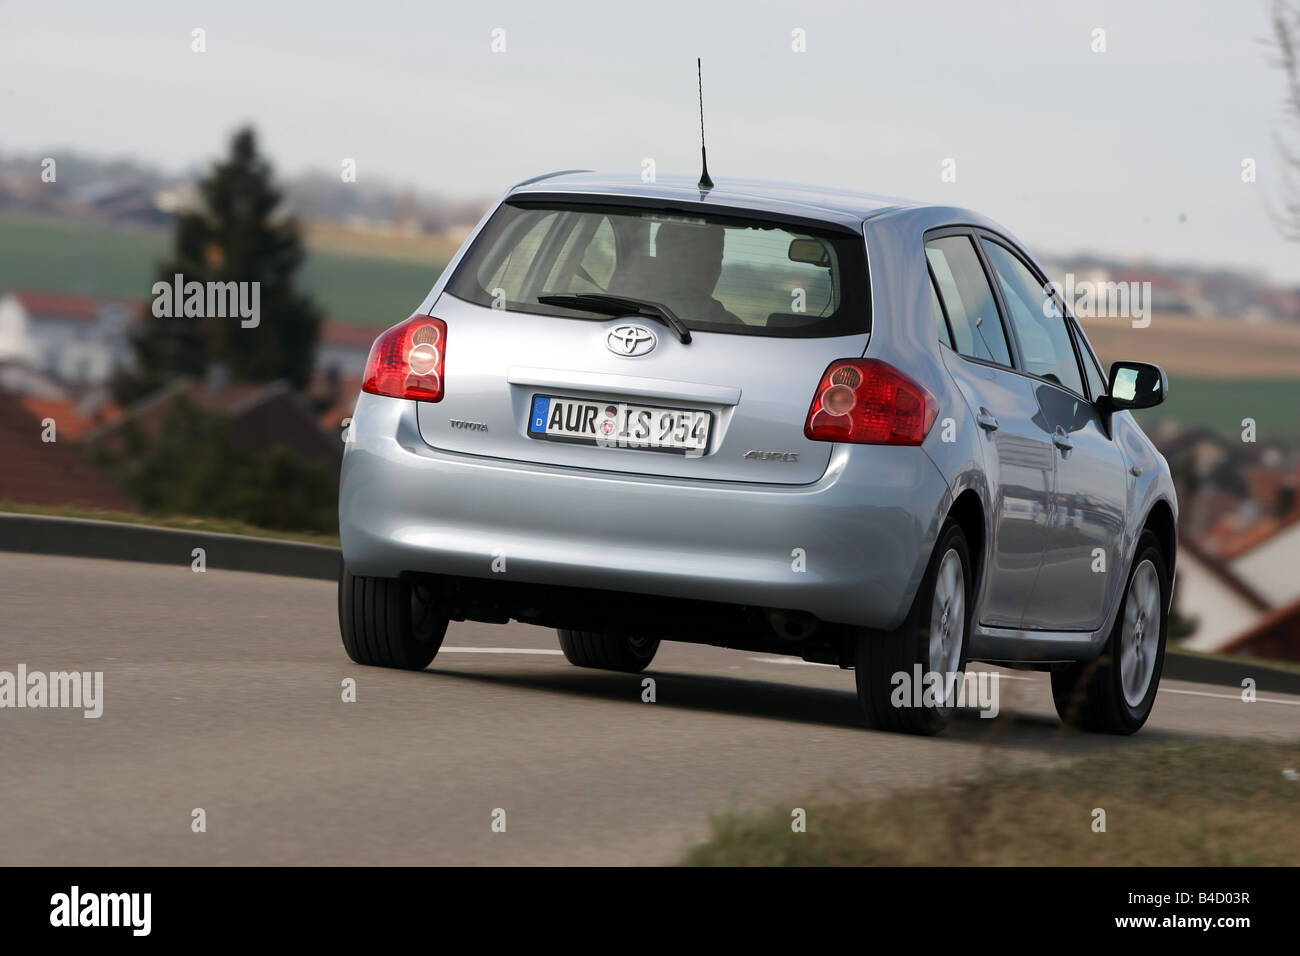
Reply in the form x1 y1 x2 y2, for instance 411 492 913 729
1051 530 1168 734
855 519 972 735
338 567 448 670
557 629 660 673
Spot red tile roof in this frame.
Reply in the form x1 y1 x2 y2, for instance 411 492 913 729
19 397 122 441
86 378 342 465
1220 594 1300 662
0 390 136 511
1213 513 1300 561
10 289 143 322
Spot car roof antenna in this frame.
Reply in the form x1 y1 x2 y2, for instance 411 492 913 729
696 57 714 191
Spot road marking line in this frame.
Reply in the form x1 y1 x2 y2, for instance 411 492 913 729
440 646 564 655
1162 687 1300 706
745 657 1036 679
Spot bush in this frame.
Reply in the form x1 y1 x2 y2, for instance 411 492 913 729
92 397 338 535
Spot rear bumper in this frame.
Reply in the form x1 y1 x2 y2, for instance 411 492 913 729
339 393 948 630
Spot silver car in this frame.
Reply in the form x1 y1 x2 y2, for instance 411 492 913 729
338 171 1177 736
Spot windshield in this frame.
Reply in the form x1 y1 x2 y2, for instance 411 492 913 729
445 200 870 337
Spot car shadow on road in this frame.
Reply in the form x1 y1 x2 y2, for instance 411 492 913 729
421 664 1204 754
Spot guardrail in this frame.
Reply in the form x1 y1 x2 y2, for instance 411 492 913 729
0 512 339 581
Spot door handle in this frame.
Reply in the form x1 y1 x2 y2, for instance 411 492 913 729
976 409 999 432
1052 428 1074 452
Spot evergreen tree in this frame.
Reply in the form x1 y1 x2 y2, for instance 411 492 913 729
115 127 321 402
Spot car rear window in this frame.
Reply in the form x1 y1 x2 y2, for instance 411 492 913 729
445 200 870 337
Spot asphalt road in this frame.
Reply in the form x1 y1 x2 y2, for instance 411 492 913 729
2 552 1297 866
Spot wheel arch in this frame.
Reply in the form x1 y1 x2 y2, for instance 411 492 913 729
1140 497 1177 608
946 488 986 602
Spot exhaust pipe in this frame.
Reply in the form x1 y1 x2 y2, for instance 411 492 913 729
766 609 818 640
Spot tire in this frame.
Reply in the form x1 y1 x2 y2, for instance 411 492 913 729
855 519 972 735
1051 530 1169 734
338 567 448 670
557 629 660 673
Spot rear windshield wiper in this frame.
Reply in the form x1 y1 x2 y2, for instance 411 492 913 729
537 293 692 344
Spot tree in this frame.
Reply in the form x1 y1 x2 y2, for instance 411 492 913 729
115 127 322 402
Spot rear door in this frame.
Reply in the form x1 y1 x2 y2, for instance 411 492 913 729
978 236 1127 632
415 199 872 485
926 232 1055 629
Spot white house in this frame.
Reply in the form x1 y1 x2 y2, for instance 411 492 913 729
0 289 138 387
0 289 378 392
1175 546 1271 652
1228 519 1300 609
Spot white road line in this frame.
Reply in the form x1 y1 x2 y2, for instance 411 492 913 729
1162 687 1300 706
440 646 564 656
745 657 1037 680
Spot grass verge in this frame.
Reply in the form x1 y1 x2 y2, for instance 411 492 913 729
0 501 340 547
683 738 1300 865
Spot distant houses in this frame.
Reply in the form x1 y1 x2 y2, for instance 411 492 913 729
0 285 374 396
0 289 139 387
0 285 377 510
0 388 136 512
82 375 344 466
314 319 375 386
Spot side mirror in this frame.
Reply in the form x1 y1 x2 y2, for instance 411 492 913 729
788 237 830 267
1103 361 1167 411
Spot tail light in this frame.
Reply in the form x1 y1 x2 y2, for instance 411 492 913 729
804 358 937 445
361 315 447 401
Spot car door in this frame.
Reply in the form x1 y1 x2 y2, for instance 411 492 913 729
978 237 1127 632
925 232 1055 630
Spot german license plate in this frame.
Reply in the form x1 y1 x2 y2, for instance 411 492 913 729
527 395 711 455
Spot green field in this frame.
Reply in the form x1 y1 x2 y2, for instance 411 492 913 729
1130 377 1300 444
0 212 447 325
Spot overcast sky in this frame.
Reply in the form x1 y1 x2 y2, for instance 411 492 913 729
3 0 1297 283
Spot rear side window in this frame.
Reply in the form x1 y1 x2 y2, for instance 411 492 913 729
924 236 1012 366
981 239 1085 396
446 200 870 337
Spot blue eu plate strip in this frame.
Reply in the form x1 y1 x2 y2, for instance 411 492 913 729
529 396 551 434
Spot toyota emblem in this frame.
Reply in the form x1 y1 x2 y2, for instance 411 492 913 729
606 324 657 357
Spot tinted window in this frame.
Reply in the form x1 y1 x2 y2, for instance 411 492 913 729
447 201 870 337
925 236 1011 365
